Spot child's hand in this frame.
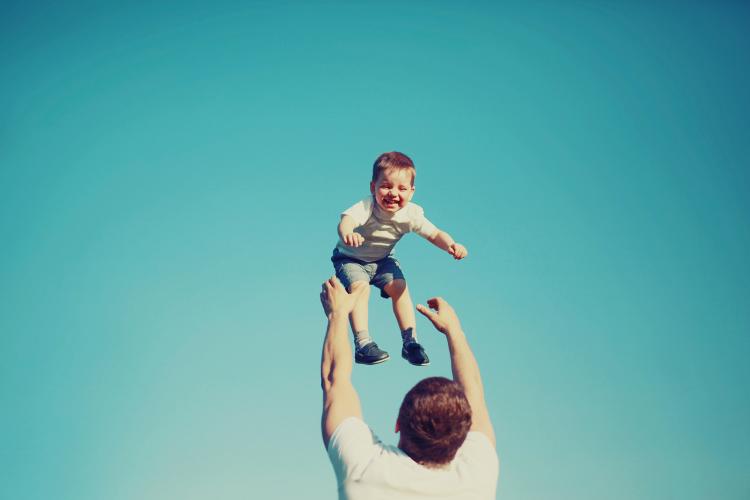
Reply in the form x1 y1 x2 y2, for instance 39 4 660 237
448 243 468 260
343 232 365 247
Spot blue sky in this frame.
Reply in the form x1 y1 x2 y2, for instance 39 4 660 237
2 2 749 499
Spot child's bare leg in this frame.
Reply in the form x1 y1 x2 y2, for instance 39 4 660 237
384 279 429 366
383 279 416 333
348 281 389 364
348 280 370 335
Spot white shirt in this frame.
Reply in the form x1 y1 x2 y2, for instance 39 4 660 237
328 417 499 500
335 197 438 262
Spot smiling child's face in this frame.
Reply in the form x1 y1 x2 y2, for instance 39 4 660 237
370 168 415 213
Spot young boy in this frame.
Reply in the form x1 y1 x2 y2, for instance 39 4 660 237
331 152 468 366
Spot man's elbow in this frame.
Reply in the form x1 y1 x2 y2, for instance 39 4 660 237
321 367 333 393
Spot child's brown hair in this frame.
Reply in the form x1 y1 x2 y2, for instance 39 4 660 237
372 151 416 185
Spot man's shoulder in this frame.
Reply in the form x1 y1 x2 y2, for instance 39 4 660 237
456 431 499 473
327 417 380 456
461 431 497 451
327 417 386 481
328 417 370 446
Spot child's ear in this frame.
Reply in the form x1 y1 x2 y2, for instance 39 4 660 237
370 181 376 194
395 420 400 433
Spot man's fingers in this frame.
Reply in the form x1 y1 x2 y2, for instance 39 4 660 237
417 303 438 321
325 277 341 294
418 303 449 333
426 297 442 310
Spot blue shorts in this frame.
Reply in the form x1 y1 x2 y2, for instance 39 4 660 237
331 249 405 299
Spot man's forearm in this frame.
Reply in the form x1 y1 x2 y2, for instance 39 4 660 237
321 312 353 391
445 329 485 403
446 327 495 444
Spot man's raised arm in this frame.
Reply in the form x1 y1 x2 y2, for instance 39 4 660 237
417 298 496 447
320 277 366 448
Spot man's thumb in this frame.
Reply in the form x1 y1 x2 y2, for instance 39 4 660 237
416 304 437 322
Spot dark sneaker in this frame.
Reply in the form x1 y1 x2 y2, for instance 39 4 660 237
401 342 430 366
355 342 390 365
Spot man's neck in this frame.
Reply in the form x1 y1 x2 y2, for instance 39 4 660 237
397 443 450 470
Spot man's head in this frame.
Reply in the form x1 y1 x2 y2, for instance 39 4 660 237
397 377 472 467
370 152 416 213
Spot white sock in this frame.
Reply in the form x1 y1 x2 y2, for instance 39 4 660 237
354 330 373 350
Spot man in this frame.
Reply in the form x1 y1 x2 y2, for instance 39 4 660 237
320 277 499 499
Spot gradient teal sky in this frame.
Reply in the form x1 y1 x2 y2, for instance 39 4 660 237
2 2 749 499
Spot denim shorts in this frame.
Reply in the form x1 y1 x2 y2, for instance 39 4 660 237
331 248 405 299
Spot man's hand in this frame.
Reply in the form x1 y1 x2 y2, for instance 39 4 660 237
448 243 468 260
342 232 365 247
416 297 462 335
320 276 364 317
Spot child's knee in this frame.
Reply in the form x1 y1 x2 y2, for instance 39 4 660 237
384 279 407 298
349 281 370 295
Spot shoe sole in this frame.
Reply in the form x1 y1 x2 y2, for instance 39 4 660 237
356 354 390 365
401 354 430 366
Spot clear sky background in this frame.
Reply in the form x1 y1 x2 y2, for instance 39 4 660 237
2 2 749 499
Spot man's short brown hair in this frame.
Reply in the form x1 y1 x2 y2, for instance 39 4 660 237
372 151 416 185
397 377 472 466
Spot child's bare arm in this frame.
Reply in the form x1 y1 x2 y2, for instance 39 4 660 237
338 215 364 247
428 229 468 260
